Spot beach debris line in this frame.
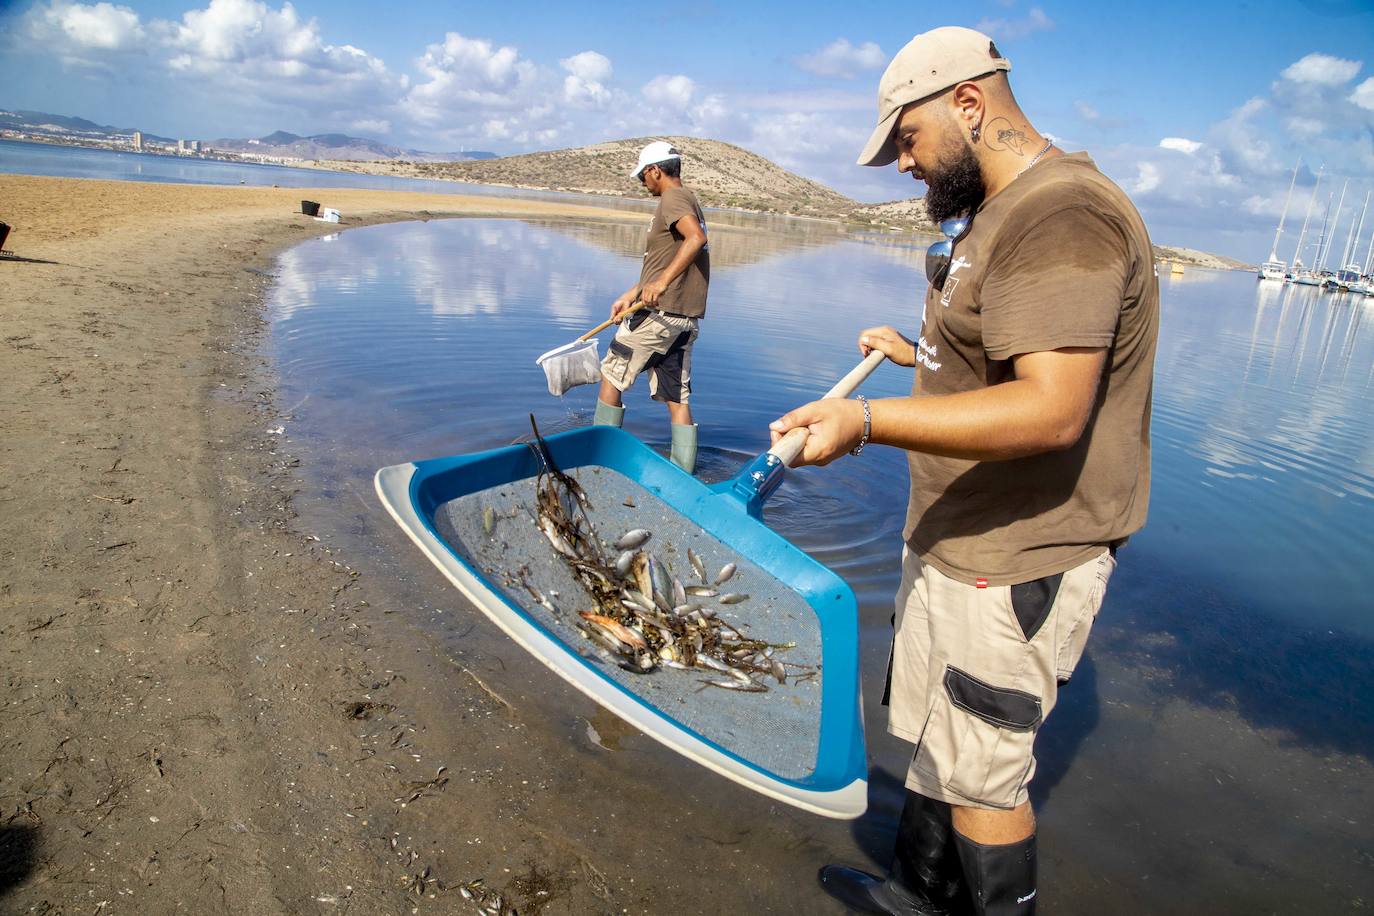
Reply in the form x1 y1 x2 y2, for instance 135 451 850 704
524 416 812 692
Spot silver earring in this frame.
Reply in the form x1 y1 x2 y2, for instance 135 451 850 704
971 125 981 143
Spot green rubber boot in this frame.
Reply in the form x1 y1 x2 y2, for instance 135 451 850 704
670 423 698 475
593 399 625 428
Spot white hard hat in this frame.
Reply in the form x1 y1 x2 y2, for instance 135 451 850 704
630 140 681 179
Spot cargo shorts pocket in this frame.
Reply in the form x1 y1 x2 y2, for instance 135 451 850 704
601 338 634 386
915 665 1042 808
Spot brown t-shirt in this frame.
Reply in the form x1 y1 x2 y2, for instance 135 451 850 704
639 186 710 318
905 152 1159 586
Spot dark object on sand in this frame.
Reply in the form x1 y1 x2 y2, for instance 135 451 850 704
0 222 10 253
300 200 320 217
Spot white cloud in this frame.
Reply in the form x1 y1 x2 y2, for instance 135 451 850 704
349 118 391 135
1125 161 1162 195
642 74 695 111
561 50 610 84
1160 137 1202 155
561 51 612 108
1351 77 1374 111
1281 53 1361 86
974 7 1054 41
795 39 885 79
23 0 146 63
156 0 400 117
404 32 539 126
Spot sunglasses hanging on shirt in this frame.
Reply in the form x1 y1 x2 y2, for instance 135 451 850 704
925 215 972 292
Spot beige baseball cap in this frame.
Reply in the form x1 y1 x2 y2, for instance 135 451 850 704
856 27 1011 167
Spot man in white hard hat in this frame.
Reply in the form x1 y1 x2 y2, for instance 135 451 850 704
593 140 710 474
770 26 1158 916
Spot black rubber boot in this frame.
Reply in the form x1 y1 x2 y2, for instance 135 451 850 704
818 792 972 915
952 830 1037 916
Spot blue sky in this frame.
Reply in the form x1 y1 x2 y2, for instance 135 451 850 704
2 0 1373 260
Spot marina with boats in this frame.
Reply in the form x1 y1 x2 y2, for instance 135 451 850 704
1260 160 1374 296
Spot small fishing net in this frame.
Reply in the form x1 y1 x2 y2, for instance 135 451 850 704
535 338 602 397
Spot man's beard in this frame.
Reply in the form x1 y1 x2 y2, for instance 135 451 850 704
922 139 985 224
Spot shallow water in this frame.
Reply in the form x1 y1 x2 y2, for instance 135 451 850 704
265 218 1374 912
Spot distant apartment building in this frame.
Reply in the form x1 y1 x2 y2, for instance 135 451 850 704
190 140 201 153
132 131 143 151
177 139 187 154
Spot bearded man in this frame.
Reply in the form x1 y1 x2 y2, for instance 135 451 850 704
769 27 1159 916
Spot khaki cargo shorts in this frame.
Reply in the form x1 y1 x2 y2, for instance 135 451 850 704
600 311 698 404
888 547 1115 809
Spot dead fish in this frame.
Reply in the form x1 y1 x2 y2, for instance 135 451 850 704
616 528 651 550
580 611 648 650
672 577 687 609
720 592 749 605
714 562 738 586
695 654 732 674
687 547 707 582
685 585 718 598
698 678 769 693
771 660 787 684
649 554 674 611
623 589 656 613
482 507 496 535
539 516 576 558
615 550 635 577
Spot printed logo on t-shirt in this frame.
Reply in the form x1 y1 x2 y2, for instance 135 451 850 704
940 255 972 308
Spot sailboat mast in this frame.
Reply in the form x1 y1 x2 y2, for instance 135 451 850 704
1291 165 1323 271
1313 194 1334 272
1269 159 1300 262
1340 190 1369 273
1319 181 1348 274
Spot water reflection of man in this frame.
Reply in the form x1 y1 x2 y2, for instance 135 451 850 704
769 27 1159 915
594 140 710 474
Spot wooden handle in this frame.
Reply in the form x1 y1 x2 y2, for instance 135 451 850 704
768 350 887 467
580 299 648 341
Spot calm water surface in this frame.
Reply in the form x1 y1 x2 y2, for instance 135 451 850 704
264 218 1374 913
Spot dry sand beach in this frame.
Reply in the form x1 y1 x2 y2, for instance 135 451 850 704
0 176 743 914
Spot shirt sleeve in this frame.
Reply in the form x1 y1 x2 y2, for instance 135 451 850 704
980 205 1129 361
657 189 697 234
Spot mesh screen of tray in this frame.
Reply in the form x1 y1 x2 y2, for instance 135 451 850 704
434 464 824 780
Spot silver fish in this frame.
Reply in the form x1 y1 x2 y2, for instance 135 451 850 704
719 592 749 605
699 678 768 693
687 547 707 582
771 660 787 684
615 550 635 577
616 528 651 549
539 516 576 558
695 654 732 674
685 585 718 598
714 562 738 586
649 554 674 611
672 577 687 609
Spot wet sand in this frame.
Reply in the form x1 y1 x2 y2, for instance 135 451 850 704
0 175 698 913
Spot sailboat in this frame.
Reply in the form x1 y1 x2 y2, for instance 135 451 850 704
1295 190 1333 286
1289 165 1323 283
1331 190 1369 292
1316 180 1348 289
1259 159 1300 281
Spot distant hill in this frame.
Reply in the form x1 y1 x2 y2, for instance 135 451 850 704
363 136 869 221
0 107 491 163
0 108 172 143
208 130 494 163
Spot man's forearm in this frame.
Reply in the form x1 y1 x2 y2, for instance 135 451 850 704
871 376 1097 460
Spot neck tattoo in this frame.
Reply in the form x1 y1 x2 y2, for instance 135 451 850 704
1019 137 1054 176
